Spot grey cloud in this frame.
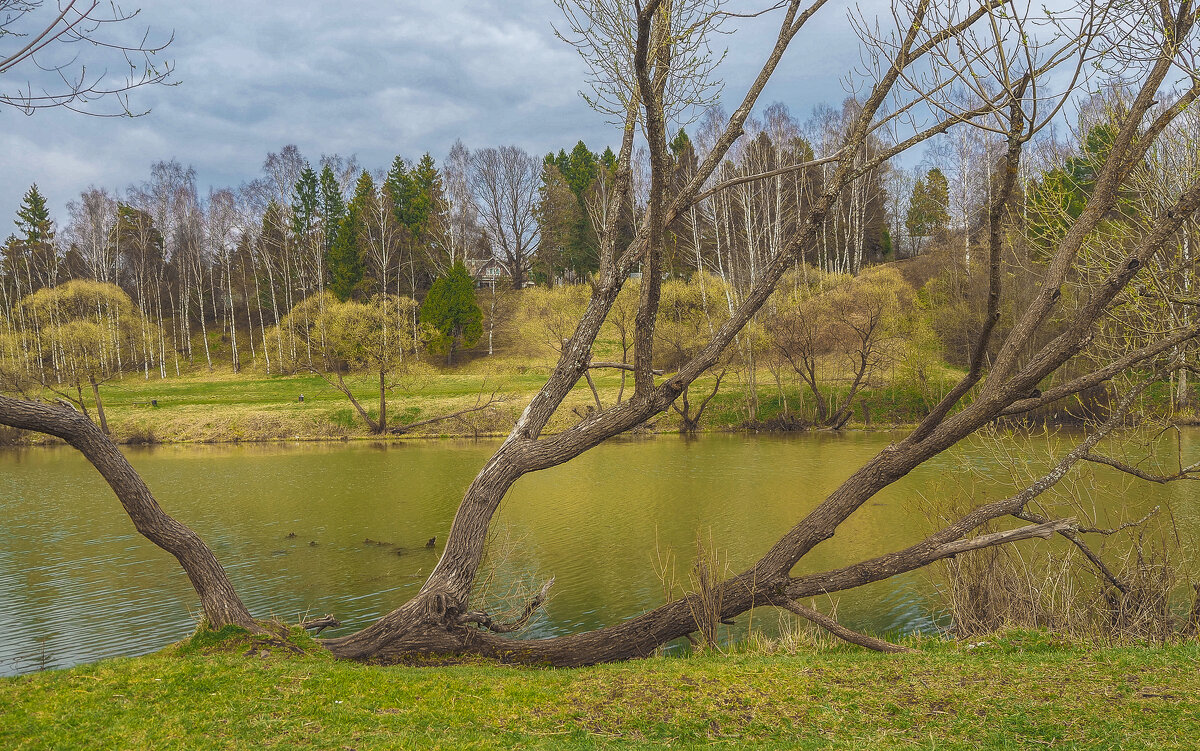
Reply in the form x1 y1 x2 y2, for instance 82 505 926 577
2 0 881 226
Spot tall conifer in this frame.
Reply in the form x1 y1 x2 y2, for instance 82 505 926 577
328 172 371 301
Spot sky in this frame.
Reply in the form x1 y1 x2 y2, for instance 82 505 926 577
1 0 885 226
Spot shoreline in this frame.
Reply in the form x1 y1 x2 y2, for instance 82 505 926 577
7 413 1197 447
2 367 1193 447
0 421 926 447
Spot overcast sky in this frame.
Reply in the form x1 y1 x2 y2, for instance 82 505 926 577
1 1 885 226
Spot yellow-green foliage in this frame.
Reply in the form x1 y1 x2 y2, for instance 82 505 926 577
599 280 640 362
268 292 420 374
654 271 734 370
511 283 590 359
771 266 917 372
326 295 419 373
11 280 153 385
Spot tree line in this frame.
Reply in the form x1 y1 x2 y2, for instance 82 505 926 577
2 88 1197 428
0 94 957 385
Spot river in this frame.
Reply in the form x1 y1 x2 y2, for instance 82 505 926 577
2 431 1197 675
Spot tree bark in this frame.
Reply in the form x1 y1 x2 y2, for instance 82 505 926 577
331 371 381 434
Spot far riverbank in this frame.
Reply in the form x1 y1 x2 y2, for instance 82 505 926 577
4 364 1174 445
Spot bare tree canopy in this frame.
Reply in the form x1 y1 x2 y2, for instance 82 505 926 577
471 145 541 289
4 0 1200 667
0 0 173 115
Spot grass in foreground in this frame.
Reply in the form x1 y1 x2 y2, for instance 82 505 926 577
3 627 1200 750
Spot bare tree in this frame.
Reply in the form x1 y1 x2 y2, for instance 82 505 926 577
769 268 911 427
205 189 241 372
4 0 1200 668
0 0 173 115
472 145 540 289
65 187 118 283
319 153 363 196
432 139 480 274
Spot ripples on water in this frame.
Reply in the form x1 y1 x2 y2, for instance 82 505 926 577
1 432 1195 675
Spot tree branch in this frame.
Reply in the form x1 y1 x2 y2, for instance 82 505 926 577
458 577 555 634
778 599 915 653
391 392 504 434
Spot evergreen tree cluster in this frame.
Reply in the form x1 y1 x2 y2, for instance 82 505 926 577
536 141 619 284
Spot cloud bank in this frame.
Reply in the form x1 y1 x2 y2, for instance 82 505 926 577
1 0 873 224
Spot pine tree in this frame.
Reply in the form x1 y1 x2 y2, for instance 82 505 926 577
419 260 482 364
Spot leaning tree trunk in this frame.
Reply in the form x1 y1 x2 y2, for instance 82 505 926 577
323 10 1200 665
0 395 260 632
88 375 109 436
378 370 387 434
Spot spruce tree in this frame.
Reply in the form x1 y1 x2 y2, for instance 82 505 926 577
409 153 441 237
538 142 603 280
16 184 53 245
600 146 617 171
384 156 419 237
318 165 346 259
291 166 320 239
905 167 950 254
419 260 482 364
11 184 57 291
328 172 371 301
387 153 441 242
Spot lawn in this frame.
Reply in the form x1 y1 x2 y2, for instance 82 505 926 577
3 628 1198 750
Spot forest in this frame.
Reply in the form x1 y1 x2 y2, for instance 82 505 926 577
3 84 1197 438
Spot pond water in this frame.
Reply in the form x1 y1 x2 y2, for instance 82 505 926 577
2 431 1198 676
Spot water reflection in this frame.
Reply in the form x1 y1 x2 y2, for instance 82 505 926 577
1 431 1196 675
